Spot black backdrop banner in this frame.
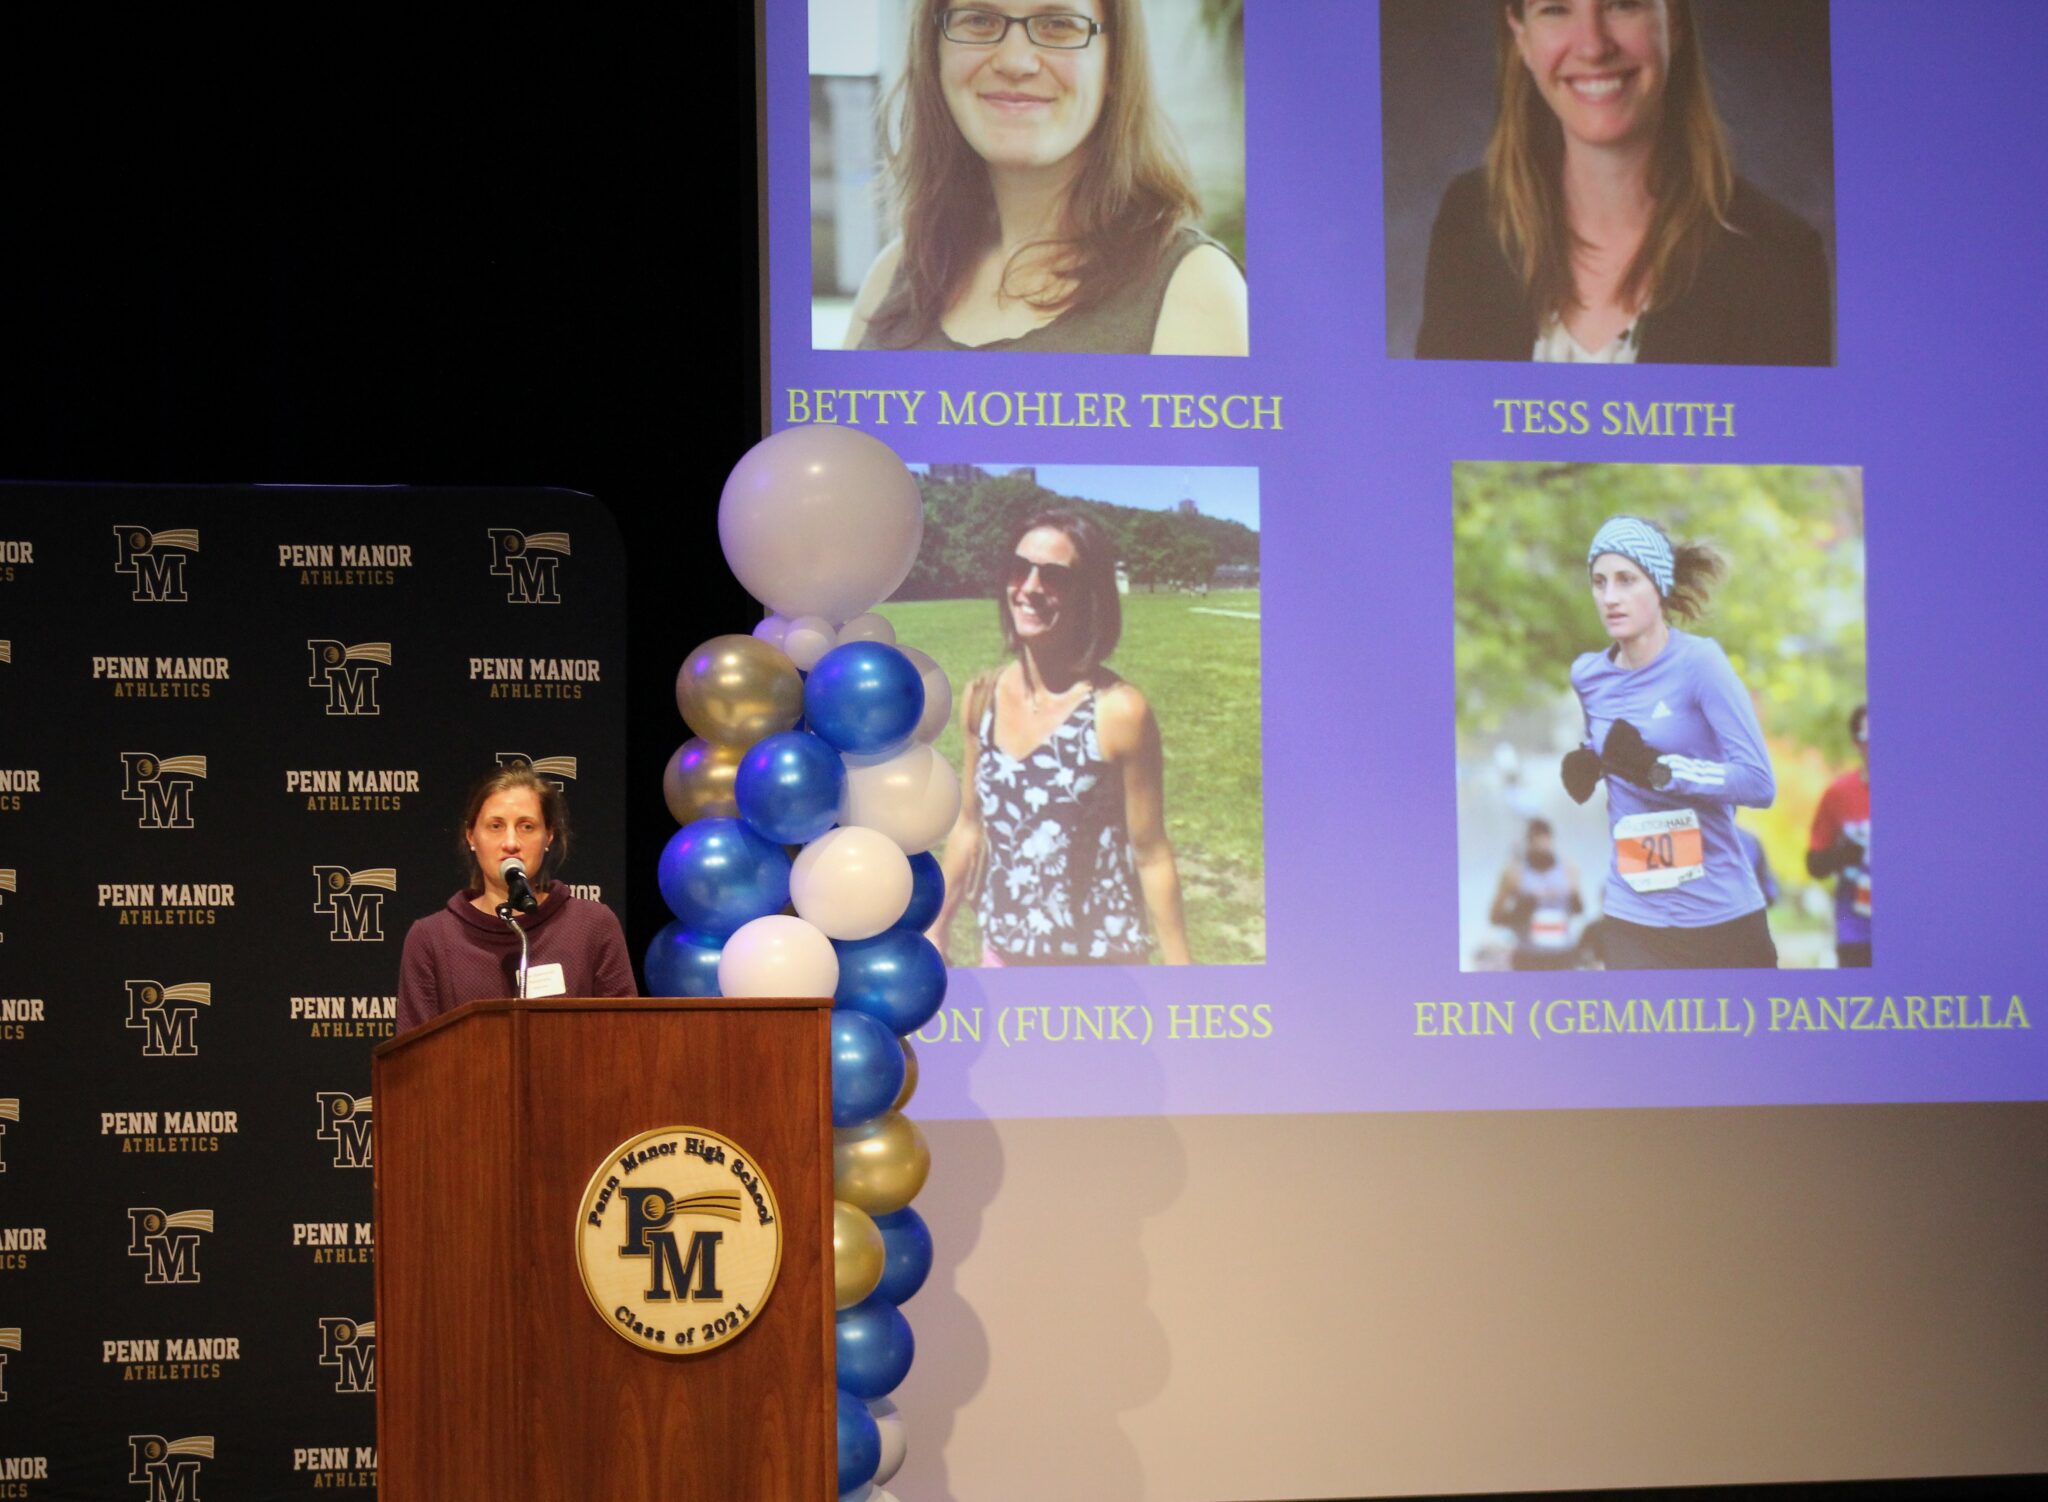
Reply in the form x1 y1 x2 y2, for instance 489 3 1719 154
0 484 626 1500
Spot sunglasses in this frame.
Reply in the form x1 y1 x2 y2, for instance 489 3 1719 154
1004 555 1073 592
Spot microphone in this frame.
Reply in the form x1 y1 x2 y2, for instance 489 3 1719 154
500 856 540 914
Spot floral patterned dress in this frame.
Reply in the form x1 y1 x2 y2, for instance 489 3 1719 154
975 687 1152 964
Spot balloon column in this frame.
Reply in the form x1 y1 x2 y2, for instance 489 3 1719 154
646 424 953 1500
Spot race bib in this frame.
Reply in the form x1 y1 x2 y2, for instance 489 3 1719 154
1530 906 1572 950
1853 874 1871 919
1614 809 1705 893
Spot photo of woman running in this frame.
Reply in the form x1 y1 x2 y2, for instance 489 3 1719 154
1562 515 1778 969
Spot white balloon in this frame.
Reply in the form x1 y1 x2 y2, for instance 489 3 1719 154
791 827 913 941
717 915 839 999
840 743 962 855
752 613 793 648
895 646 954 745
717 425 924 622
784 616 838 672
869 1397 906 1487
837 612 897 646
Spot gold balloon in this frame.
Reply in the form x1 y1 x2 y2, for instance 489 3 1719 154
833 1111 930 1217
833 1199 886 1310
675 635 803 745
662 737 744 825
891 1038 919 1113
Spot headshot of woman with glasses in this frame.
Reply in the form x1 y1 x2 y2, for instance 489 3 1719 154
1415 0 1831 365
927 508 1194 966
844 1 1248 354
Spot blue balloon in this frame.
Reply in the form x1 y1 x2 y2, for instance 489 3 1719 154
832 1008 907 1128
835 930 948 1035
734 730 845 845
894 851 945 932
873 1206 934 1306
656 817 791 938
837 1386 881 1495
804 643 925 756
643 921 724 998
835 1295 915 1400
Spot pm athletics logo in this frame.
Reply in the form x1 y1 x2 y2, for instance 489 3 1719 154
114 526 200 603
121 753 207 829
496 750 578 789
315 1093 373 1169
487 528 570 604
0 1098 14 1172
307 640 391 716
317 1317 377 1393
575 1125 783 1355
128 1435 213 1500
127 1208 214 1285
125 981 212 1058
0 1326 17 1400
312 867 395 942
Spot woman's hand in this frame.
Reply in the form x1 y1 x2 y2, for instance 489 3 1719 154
1097 681 1193 964
925 677 990 960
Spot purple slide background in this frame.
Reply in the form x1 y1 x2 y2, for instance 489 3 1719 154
761 1 2048 1121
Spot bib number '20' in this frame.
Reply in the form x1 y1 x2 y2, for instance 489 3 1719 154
1614 810 1705 893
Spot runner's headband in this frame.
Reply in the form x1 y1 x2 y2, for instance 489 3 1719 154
1587 516 1674 597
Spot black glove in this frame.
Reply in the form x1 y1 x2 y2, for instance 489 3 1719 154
1601 718 1672 790
1806 837 1866 879
1562 748 1602 804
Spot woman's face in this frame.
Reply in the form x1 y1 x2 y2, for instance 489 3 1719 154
1508 0 1672 151
471 788 549 883
1007 525 1082 646
1589 552 1663 644
938 3 1111 173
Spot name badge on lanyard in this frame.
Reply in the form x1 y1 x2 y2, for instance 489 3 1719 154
1614 809 1705 893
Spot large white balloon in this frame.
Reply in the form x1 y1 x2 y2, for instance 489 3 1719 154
840 742 962 854
869 1397 906 1487
717 425 924 622
791 827 913 941
894 646 954 745
717 914 840 998
783 615 837 673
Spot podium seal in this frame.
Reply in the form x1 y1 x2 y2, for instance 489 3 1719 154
575 1125 783 1355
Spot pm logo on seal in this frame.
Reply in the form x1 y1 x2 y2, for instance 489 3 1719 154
576 1126 781 1355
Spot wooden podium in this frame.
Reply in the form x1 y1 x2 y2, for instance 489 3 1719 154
372 997 835 1501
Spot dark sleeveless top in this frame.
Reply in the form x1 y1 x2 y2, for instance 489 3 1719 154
859 226 1229 353
974 686 1151 964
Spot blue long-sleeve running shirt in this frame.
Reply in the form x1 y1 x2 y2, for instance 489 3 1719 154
1571 629 1776 927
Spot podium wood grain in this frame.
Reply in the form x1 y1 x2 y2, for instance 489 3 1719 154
373 997 835 1501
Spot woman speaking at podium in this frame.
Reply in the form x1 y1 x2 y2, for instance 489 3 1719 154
395 765 636 1033
844 0 1247 355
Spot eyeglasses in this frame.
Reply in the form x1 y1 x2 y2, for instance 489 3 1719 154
939 9 1105 49
1005 554 1074 591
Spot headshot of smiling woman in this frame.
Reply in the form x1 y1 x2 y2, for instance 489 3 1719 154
845 0 1249 354
928 508 1193 965
1413 0 1833 365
